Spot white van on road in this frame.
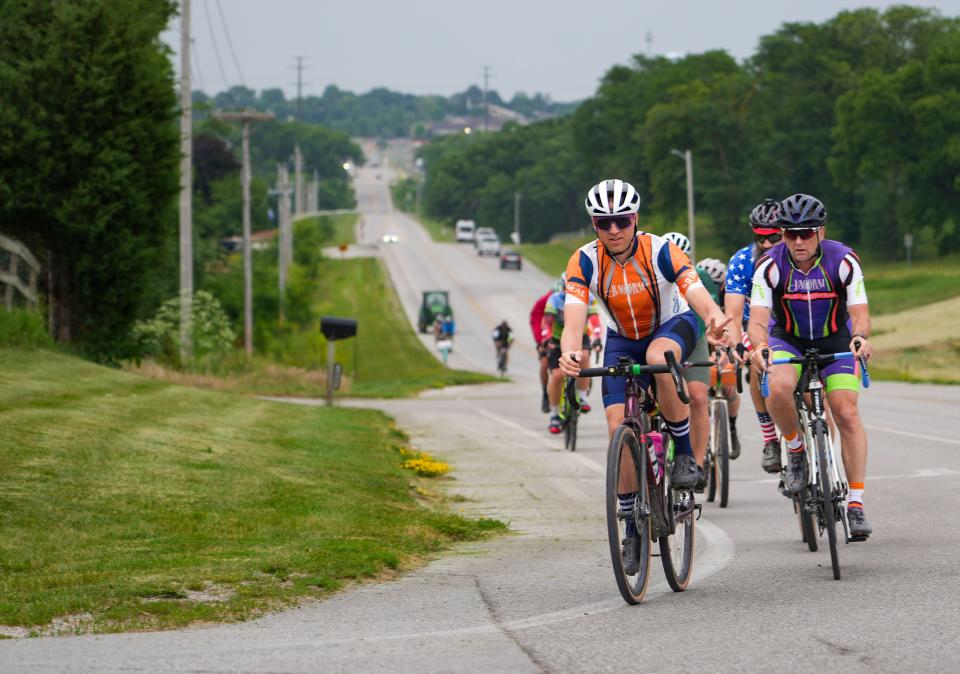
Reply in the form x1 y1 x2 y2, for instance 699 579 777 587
455 220 476 243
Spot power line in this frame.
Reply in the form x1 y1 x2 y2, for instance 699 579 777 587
201 0 229 89
215 0 246 87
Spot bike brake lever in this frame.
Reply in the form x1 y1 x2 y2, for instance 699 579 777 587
665 351 690 404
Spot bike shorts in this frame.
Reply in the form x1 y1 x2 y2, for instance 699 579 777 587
547 335 590 370
684 337 711 386
601 311 698 407
768 332 859 394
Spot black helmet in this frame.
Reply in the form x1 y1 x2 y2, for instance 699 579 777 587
778 194 826 228
749 198 782 232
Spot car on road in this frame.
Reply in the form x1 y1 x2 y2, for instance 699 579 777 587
455 220 476 243
473 227 496 247
418 290 453 333
476 235 501 256
381 233 399 243
499 250 522 270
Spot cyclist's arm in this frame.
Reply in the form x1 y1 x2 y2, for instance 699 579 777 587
559 302 587 375
848 303 872 359
685 285 731 346
540 312 555 344
724 293 746 345
747 260 776 368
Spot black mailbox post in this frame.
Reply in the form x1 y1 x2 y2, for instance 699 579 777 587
320 316 358 405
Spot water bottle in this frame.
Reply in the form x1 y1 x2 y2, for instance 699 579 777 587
648 431 665 483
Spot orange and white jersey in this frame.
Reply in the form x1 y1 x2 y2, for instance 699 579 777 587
564 233 703 341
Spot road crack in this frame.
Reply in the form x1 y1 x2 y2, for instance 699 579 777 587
474 577 550 673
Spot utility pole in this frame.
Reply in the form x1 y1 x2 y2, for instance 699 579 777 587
670 148 696 260
645 30 653 56
273 164 293 320
293 56 307 119
294 144 304 215
178 0 193 364
513 191 521 245
214 109 275 355
481 65 492 132
307 169 319 213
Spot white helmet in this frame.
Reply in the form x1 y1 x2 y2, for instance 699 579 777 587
663 231 691 255
584 179 641 216
697 257 727 285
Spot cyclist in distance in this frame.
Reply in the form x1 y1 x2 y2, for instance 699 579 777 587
747 193 874 539
558 179 733 488
492 319 514 372
530 280 563 413
542 274 603 433
725 199 784 472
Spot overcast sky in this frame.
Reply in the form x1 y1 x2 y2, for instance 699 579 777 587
163 1 960 102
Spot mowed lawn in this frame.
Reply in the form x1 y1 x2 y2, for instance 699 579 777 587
0 348 503 635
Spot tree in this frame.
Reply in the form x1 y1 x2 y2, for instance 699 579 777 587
0 0 180 359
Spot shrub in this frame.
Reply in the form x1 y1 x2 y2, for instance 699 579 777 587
0 308 53 348
132 291 236 370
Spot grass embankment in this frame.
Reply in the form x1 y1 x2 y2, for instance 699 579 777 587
0 348 504 636
295 212 357 246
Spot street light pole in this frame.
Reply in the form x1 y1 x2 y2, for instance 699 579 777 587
513 191 521 245
178 0 193 364
671 148 696 261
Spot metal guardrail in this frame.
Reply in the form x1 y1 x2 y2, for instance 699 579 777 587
0 233 41 309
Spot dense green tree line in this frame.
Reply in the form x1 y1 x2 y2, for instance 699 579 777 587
418 6 960 258
0 0 180 359
195 84 576 139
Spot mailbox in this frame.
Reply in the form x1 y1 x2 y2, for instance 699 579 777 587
321 316 357 341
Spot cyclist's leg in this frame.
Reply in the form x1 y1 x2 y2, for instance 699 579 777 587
546 344 564 429
685 336 711 470
765 338 802 439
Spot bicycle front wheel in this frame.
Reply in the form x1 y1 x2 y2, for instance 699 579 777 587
606 426 651 604
715 409 730 508
815 426 840 579
659 476 696 592
568 408 578 452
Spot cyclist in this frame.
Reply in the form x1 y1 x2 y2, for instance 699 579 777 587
559 179 733 490
530 281 563 413
725 199 783 472
662 232 716 491
542 274 603 433
747 193 873 539
491 320 514 372
698 257 742 459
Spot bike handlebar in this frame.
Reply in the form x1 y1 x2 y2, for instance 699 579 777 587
760 346 871 398
575 352 713 406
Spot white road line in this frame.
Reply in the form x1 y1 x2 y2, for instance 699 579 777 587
863 424 960 447
742 467 960 485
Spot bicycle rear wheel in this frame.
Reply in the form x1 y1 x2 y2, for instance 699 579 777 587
568 409 578 452
606 426 651 604
815 426 840 579
659 474 696 592
706 450 717 503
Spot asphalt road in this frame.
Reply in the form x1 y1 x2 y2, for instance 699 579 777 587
3 168 959 673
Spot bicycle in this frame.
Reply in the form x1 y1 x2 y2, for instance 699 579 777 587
703 348 743 508
761 345 870 580
574 351 707 604
495 342 510 377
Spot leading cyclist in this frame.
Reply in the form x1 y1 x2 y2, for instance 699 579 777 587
747 193 873 539
558 179 733 489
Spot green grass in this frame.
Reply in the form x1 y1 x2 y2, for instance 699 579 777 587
871 339 960 384
415 214 455 243
861 255 960 316
517 235 594 277
0 308 53 349
0 348 505 635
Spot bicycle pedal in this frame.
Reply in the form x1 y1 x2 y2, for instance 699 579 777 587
848 534 869 543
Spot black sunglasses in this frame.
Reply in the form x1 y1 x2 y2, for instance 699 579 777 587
593 215 635 231
754 232 782 244
783 228 821 241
